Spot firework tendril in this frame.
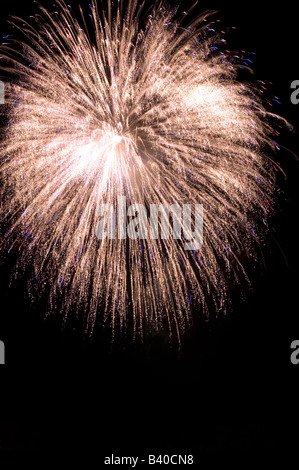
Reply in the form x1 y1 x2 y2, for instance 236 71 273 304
0 0 287 342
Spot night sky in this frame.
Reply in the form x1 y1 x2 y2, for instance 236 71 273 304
0 0 298 456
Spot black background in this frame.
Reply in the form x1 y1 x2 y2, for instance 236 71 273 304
0 0 298 456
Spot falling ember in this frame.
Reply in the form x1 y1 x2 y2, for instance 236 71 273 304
0 0 287 342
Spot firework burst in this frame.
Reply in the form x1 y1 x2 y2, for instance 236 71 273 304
0 0 286 342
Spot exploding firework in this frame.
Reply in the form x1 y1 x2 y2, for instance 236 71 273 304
0 0 286 342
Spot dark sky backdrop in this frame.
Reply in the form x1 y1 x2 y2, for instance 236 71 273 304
0 0 298 454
